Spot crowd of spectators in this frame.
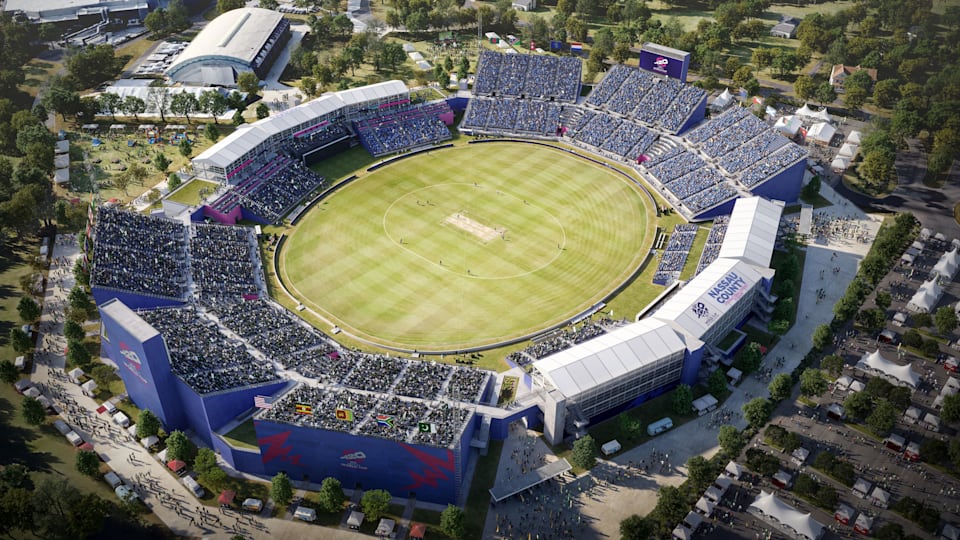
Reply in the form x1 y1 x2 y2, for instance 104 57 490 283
504 320 617 367
212 157 326 223
91 207 188 300
699 112 770 159
354 102 452 157
284 121 351 158
600 121 658 160
280 346 351 383
571 111 621 148
394 361 452 400
646 149 707 184
211 299 325 358
260 384 474 448
738 144 807 188
446 368 489 403
461 97 562 137
718 130 787 173
584 65 705 134
685 106 751 144
343 354 406 393
665 168 726 200
474 51 580 102
681 184 738 213
695 215 729 276
139 307 279 394
189 223 261 301
653 224 699 285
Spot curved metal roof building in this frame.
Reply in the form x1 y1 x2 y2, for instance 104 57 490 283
166 7 290 86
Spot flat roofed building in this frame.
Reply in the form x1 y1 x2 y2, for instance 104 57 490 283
166 8 290 86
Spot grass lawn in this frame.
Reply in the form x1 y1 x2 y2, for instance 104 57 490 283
222 418 260 450
0 240 37 360
309 146 378 181
281 143 651 350
583 386 701 454
463 441 502 540
166 179 218 206
770 246 806 327
19 58 62 98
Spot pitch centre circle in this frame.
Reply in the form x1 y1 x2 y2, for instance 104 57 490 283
382 183 565 279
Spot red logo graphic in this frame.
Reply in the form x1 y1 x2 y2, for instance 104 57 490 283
258 429 303 466
399 443 456 490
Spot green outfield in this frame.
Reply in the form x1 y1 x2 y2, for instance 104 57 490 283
279 143 652 350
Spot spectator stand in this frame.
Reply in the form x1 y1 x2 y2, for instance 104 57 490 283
209 156 327 224
353 102 454 157
91 206 190 303
653 224 699 285
694 215 730 276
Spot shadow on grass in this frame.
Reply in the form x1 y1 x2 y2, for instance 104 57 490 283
0 396 61 474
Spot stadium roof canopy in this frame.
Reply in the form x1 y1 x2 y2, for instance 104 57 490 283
856 349 920 388
652 257 772 341
193 81 408 170
748 490 824 540
166 8 284 83
100 299 160 343
717 197 783 268
532 319 688 398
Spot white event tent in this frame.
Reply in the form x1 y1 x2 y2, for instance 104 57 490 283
855 349 920 389
907 277 943 313
748 490 825 540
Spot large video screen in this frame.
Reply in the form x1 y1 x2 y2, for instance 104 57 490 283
639 49 688 82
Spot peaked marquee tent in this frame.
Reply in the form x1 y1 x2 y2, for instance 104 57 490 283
748 490 825 540
855 349 920 389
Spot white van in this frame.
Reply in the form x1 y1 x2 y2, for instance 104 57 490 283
293 506 317 522
65 431 83 446
104 471 124 489
53 419 72 435
242 498 263 513
601 439 621 456
182 475 205 498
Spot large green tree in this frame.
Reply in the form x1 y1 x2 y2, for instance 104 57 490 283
440 504 466 540
768 373 793 402
17 296 40 323
360 489 391 521
935 306 958 336
571 435 597 470
671 383 693 415
137 409 161 439
866 398 898 436
21 396 46 425
799 368 827 397
165 430 197 463
75 450 100 477
67 44 123 90
742 397 773 428
271 472 293 506
317 477 345 513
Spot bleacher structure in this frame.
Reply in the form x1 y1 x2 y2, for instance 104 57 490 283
694 215 730 276
652 224 699 285
459 53 806 221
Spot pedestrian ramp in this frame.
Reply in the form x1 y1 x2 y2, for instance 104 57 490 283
489 458 572 503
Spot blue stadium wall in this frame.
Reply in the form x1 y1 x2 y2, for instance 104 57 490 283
749 159 805 203
100 299 187 430
252 418 474 504
446 96 469 113
487 405 543 441
677 98 707 135
173 379 289 448
692 197 738 221
93 287 184 311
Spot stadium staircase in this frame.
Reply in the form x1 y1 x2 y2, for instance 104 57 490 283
564 403 590 440
559 106 582 133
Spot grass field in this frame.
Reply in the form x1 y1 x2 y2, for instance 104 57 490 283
280 143 652 350
166 179 218 206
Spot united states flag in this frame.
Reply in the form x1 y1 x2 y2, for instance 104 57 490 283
254 395 274 409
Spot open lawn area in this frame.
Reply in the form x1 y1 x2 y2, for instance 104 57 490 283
166 179 218 206
222 418 260 450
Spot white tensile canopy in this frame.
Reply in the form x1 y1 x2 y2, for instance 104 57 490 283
846 130 862 144
856 349 920 388
725 461 743 479
831 156 850 172
838 143 859 158
712 88 734 110
815 108 833 122
907 277 943 313
796 104 817 118
748 490 825 540
932 247 960 280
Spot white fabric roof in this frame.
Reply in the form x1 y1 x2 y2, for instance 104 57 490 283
713 89 733 108
748 490 824 540
807 122 836 143
838 143 859 158
717 197 782 268
653 258 769 341
193 81 408 170
831 156 850 171
933 247 960 279
815 108 833 122
724 461 742 478
796 104 817 118
853 477 872 494
907 277 943 313
774 115 802 136
856 349 920 388
692 394 718 412
167 8 284 76
533 319 687 399
695 496 715 516
847 130 862 144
